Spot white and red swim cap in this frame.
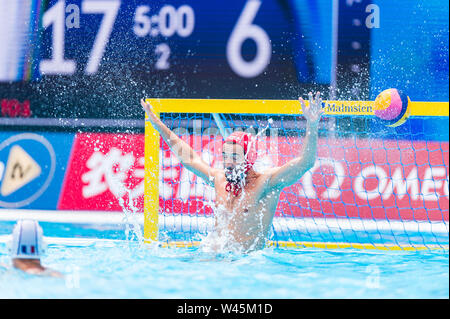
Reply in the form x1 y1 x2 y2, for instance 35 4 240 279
223 132 258 196
8 220 46 259
223 131 257 173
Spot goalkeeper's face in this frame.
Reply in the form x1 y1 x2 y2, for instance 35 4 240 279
222 142 247 184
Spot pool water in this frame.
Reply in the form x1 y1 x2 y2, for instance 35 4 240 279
0 230 448 298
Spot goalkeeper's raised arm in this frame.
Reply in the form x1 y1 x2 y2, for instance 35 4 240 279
266 91 324 191
140 99 217 186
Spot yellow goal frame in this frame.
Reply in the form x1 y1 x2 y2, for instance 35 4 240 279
144 98 449 250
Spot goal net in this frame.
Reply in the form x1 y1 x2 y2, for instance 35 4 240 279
144 99 449 250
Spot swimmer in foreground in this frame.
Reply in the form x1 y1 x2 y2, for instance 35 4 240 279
7 219 63 277
141 92 324 253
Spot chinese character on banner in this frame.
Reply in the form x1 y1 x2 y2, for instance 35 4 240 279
58 133 145 211
81 147 134 199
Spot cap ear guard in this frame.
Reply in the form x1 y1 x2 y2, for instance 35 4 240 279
8 220 46 260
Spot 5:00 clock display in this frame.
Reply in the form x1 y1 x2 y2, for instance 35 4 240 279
39 0 272 78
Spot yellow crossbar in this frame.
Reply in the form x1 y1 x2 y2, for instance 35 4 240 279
145 98 449 116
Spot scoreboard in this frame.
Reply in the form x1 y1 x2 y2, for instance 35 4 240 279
0 0 447 121
0 0 373 120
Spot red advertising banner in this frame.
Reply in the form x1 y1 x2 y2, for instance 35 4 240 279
58 133 145 211
59 133 449 221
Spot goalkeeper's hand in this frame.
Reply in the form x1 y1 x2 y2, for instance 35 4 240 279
299 91 324 126
140 98 159 125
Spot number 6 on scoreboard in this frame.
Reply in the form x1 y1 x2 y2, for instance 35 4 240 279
226 0 272 78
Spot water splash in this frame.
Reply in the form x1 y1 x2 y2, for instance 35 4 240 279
118 190 144 245
109 174 144 245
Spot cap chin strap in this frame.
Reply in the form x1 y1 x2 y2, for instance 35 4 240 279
223 132 256 197
225 181 242 197
225 165 251 197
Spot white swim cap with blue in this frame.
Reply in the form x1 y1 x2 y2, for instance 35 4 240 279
8 220 46 259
